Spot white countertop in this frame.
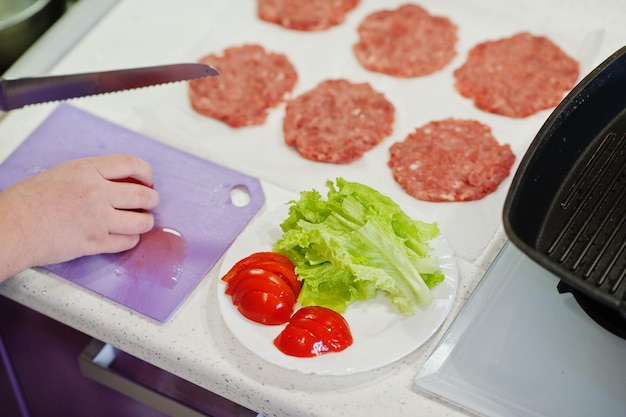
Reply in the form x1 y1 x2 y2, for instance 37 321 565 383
0 1 624 416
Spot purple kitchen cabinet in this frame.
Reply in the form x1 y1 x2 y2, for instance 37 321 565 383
0 296 258 417
0 333 22 417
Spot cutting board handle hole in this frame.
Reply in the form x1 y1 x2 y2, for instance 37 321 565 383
230 185 251 207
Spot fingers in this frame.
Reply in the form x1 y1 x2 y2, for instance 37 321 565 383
92 154 155 187
89 154 160 211
109 181 160 211
93 154 159 240
99 233 142 255
108 209 155 236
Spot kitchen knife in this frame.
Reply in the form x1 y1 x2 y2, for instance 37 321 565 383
0 63 219 111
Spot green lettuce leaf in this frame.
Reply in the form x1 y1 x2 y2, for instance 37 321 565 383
272 178 445 315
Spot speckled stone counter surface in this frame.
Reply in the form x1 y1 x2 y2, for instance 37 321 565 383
0 222 496 417
1 1 624 416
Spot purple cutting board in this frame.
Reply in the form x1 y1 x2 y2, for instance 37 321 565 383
0 104 265 322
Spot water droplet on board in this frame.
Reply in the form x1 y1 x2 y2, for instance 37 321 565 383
23 166 47 175
115 227 188 288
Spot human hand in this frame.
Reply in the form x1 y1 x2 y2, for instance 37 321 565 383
0 154 160 280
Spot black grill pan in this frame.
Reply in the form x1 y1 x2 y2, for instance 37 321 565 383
503 46 626 319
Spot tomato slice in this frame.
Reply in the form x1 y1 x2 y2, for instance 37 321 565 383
230 271 296 307
272 326 324 357
287 317 350 350
289 306 351 342
273 306 353 357
225 261 301 297
222 252 301 326
224 262 300 298
222 252 294 283
225 267 296 325
237 290 293 325
249 260 301 295
290 306 353 348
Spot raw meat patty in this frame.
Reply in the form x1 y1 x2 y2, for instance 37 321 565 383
353 4 458 77
283 79 394 164
258 0 359 31
188 44 298 128
388 119 515 202
454 32 579 118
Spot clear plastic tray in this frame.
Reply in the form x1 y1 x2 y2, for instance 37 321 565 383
415 241 626 417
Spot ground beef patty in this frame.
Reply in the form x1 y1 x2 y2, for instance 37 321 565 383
188 44 297 128
454 32 579 118
283 79 394 164
353 4 458 77
258 0 359 31
388 119 515 202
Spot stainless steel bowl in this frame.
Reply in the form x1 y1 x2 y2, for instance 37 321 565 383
0 0 66 74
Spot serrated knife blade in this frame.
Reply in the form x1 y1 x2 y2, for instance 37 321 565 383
0 63 219 111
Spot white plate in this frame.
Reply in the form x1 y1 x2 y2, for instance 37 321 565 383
217 201 459 375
